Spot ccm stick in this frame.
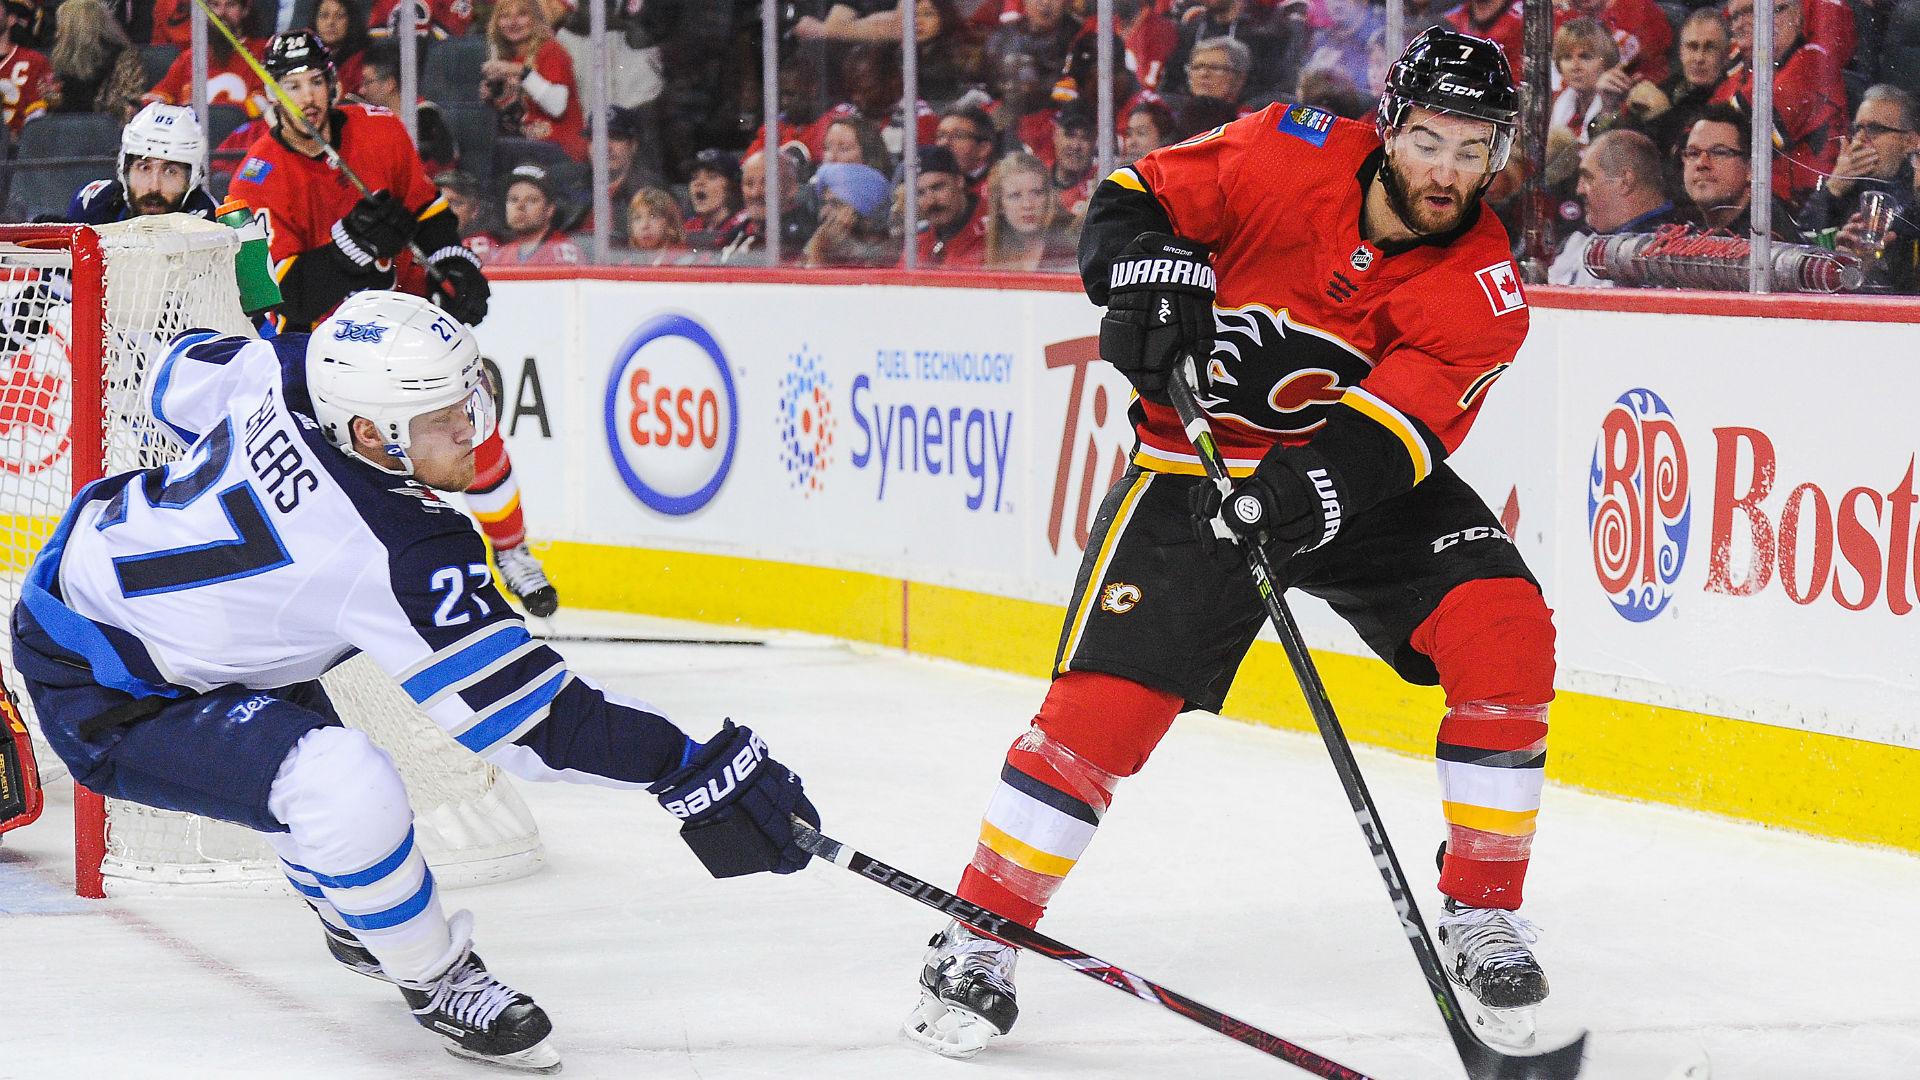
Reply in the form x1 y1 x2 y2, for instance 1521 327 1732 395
185 0 459 297
1165 359 1586 1080
791 819 1382 1080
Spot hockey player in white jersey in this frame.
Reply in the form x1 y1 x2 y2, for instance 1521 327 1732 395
11 291 819 1073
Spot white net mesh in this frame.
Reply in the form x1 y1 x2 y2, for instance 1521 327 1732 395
0 215 542 893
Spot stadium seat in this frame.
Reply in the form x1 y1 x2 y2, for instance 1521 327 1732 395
437 101 497 182
138 43 181 90
4 114 123 221
421 35 488 104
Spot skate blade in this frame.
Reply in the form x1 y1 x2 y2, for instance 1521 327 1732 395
902 993 999 1059
442 1036 562 1073
1466 1000 1537 1051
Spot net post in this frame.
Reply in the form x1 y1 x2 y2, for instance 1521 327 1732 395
68 225 107 899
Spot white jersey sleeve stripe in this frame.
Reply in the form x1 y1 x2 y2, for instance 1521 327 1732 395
399 622 533 704
450 666 568 753
148 330 222 446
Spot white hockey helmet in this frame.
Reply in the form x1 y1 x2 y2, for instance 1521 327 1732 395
307 290 496 475
119 102 208 195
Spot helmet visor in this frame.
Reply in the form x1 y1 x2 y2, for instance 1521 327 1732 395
1386 107 1513 174
464 383 498 447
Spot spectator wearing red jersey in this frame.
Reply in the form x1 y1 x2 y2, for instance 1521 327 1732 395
0 0 52 137
1048 105 1097 217
1553 0 1672 85
484 163 582 266
1444 0 1521 72
907 143 987 268
985 44 1057 162
144 0 266 111
1711 0 1844 202
799 45 938 163
480 0 585 161
310 0 367 94
1117 0 1178 92
682 147 744 237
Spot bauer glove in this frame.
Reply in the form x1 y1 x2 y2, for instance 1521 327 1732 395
426 245 490 325
649 720 819 877
1191 444 1346 556
1099 232 1215 405
332 189 417 266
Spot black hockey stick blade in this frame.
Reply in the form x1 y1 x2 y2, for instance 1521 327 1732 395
1164 362 1585 1080
791 820 1383 1080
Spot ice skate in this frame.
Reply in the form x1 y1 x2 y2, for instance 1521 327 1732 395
396 911 560 1072
1435 899 1548 1050
904 919 1019 1059
309 906 389 983
494 543 559 618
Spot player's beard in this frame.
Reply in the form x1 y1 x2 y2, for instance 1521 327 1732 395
1381 155 1479 237
131 191 181 215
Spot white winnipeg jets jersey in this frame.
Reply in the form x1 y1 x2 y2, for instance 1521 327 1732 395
32 331 683 783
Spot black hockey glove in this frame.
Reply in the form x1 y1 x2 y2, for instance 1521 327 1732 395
426 245 490 325
1191 445 1346 556
1098 232 1215 405
649 720 819 878
331 189 417 267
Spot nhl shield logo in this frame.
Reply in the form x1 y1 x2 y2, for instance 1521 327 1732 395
1349 245 1374 271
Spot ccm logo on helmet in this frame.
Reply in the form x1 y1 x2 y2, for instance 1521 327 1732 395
332 320 388 343
1110 258 1215 290
660 733 769 819
1435 77 1486 99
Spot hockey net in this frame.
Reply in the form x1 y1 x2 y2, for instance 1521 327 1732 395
0 216 543 897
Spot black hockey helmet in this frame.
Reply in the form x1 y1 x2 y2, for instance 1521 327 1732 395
1376 27 1518 171
264 29 337 84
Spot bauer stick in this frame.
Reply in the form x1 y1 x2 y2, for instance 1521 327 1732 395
790 819 1383 1080
1165 358 1586 1080
185 0 458 297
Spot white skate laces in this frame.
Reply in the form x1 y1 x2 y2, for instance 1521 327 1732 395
395 910 559 1072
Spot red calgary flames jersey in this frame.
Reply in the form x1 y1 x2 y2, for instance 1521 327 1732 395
1121 104 1528 483
227 104 446 278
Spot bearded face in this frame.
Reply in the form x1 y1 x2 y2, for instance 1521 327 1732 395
1381 108 1500 236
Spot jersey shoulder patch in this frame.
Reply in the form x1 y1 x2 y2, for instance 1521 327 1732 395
238 157 273 182
1275 104 1336 147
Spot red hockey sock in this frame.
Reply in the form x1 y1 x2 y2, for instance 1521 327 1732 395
955 673 1182 927
1411 578 1555 909
465 431 526 550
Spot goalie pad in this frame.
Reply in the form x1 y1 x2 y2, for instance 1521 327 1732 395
0 681 44 836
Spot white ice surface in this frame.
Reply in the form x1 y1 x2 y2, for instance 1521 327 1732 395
3 611 1917 1079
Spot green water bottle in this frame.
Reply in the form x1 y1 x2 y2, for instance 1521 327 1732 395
216 198 282 315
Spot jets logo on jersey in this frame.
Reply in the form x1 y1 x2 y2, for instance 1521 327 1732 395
1474 261 1526 316
390 485 453 512
1276 105 1335 147
1199 303 1373 435
332 320 388 343
1099 583 1141 613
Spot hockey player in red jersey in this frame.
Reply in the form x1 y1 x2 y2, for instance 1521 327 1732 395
230 30 557 617
910 28 1556 1058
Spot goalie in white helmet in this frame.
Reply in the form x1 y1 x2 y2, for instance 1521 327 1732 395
11 291 821 1074
69 102 221 222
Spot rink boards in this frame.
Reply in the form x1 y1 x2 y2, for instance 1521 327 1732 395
468 268 1920 853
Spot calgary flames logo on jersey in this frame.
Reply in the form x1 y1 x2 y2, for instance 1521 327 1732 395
1196 303 1374 436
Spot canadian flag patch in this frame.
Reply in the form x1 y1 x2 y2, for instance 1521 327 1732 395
1474 261 1526 316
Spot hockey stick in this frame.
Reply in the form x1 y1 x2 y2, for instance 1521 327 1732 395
1165 359 1586 1080
184 0 456 295
790 820 1383 1080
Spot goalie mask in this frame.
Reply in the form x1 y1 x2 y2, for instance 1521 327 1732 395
119 102 207 197
307 291 496 476
1376 27 1519 174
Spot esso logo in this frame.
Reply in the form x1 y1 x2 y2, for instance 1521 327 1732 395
1588 388 1691 622
603 313 738 515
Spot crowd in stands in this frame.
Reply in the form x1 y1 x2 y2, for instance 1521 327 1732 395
5 0 1920 286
